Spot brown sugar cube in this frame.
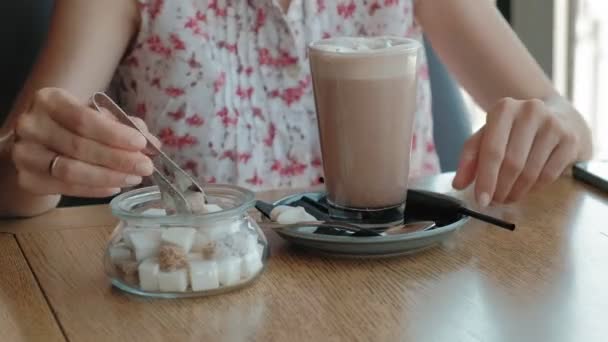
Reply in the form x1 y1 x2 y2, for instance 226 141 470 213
201 242 217 259
159 244 188 272
117 260 139 276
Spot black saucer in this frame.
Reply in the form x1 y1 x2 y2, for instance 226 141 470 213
259 190 470 257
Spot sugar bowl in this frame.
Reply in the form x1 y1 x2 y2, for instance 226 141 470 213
105 184 268 298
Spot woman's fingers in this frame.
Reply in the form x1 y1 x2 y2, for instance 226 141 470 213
536 133 579 187
97 106 162 155
51 156 143 187
12 141 143 188
17 113 153 176
492 100 544 203
12 88 161 199
16 170 121 198
36 88 147 150
96 106 119 122
130 116 162 155
474 98 517 206
452 128 483 190
505 117 562 202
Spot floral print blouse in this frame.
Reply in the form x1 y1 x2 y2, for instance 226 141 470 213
114 0 440 191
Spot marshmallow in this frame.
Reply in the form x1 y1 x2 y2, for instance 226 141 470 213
217 256 241 286
108 242 132 263
270 205 293 221
158 268 188 292
138 258 160 291
275 207 317 224
161 227 196 252
129 229 163 261
189 260 220 291
241 251 263 279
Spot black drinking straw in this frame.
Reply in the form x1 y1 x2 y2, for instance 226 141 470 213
459 207 515 231
406 189 516 231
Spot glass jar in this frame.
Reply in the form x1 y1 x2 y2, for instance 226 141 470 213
104 184 268 298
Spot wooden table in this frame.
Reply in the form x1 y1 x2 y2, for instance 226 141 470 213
2 173 608 342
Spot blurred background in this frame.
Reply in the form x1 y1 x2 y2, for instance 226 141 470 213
467 0 607 159
0 0 605 158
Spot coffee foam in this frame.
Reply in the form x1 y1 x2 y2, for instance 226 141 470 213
311 37 406 54
309 37 419 79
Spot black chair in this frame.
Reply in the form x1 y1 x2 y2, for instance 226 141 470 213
0 1 54 119
424 37 472 171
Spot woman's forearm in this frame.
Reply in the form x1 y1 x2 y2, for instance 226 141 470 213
0 138 60 218
416 0 593 161
0 0 139 217
416 0 555 110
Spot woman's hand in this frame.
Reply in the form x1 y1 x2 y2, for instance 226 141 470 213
452 96 592 206
12 87 156 198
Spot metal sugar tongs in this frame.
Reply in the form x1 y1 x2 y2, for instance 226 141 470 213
92 92 207 214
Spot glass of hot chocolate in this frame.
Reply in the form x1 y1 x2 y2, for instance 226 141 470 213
309 36 420 226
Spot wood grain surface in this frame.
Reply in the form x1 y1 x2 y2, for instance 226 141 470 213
0 234 65 342
0 205 115 234
12 174 608 341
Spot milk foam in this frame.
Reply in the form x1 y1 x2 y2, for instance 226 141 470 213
309 37 420 79
311 37 412 54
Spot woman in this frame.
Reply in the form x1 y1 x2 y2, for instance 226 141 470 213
0 0 592 217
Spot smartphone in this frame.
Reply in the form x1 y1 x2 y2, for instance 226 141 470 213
573 161 608 193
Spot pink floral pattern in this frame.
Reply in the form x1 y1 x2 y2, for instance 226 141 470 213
114 0 440 191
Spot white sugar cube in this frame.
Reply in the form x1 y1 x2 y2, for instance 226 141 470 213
141 208 167 216
213 243 238 259
228 232 258 256
138 258 160 291
257 243 265 258
204 221 240 240
191 232 212 252
276 207 316 224
204 204 223 213
217 256 241 286
161 227 196 252
239 233 258 255
184 191 208 214
189 260 220 291
121 227 137 247
109 243 132 263
241 251 263 279
158 268 188 292
270 205 293 221
129 229 163 261
187 253 203 261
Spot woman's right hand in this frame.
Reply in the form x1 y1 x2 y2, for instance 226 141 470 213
12 88 155 198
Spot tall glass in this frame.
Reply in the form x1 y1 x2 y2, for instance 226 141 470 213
309 36 420 225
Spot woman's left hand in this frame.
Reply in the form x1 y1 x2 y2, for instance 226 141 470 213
452 96 592 206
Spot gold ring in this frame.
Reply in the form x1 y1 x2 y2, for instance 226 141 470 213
49 154 61 177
